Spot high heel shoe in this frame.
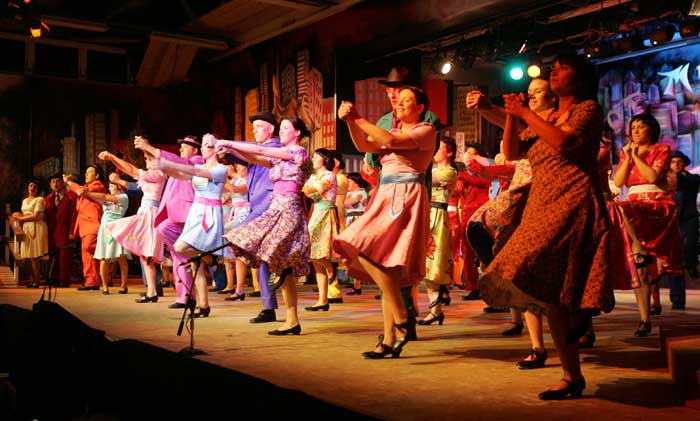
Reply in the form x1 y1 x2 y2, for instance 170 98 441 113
649 304 662 315
391 320 414 357
633 253 653 268
417 312 445 326
578 332 596 349
362 343 398 359
118 287 128 294
347 288 362 296
218 288 236 294
538 377 585 400
634 320 652 337
502 322 524 336
268 324 301 336
304 304 329 312
516 349 547 369
225 292 246 301
193 306 211 318
135 295 158 303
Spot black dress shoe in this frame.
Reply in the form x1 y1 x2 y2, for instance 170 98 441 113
362 343 398 359
218 288 236 294
193 306 210 318
305 304 329 312
671 303 686 310
417 312 445 326
328 297 343 304
249 309 276 323
578 332 596 349
483 306 508 313
634 321 652 337
135 295 158 303
168 302 188 309
347 288 362 296
225 292 245 301
208 286 224 293
462 290 481 301
118 287 128 294
249 291 261 297
502 323 524 336
517 349 547 369
268 324 301 336
538 377 585 400
102 290 110 295
77 285 100 291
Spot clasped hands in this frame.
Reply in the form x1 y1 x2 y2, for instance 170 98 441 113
502 92 529 118
337 101 359 122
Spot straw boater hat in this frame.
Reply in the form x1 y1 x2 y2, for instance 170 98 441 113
177 135 201 148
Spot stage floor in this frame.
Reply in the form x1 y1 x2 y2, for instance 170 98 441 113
1 281 699 420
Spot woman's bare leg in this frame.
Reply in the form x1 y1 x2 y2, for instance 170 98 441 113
545 305 583 391
279 275 299 329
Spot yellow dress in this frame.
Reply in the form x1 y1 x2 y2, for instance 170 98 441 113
20 196 49 259
425 166 457 284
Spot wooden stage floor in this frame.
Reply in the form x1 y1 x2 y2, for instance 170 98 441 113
1 282 699 420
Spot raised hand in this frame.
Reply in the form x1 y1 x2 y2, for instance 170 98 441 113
502 92 528 118
338 101 358 121
215 139 234 155
108 172 121 183
134 136 150 150
98 151 112 161
466 90 489 109
466 158 482 175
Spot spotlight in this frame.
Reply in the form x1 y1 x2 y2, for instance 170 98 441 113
679 20 699 38
649 24 676 45
440 60 453 75
29 26 41 37
527 63 541 78
509 65 524 81
584 42 606 59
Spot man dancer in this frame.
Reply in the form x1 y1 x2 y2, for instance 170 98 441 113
65 165 105 290
44 174 77 287
135 135 203 308
229 112 282 324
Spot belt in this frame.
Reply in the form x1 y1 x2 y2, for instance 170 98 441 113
141 199 160 208
346 211 364 217
380 173 424 185
430 201 448 210
195 196 222 232
313 200 336 210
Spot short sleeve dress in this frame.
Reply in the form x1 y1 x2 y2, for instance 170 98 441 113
19 196 49 259
94 193 130 260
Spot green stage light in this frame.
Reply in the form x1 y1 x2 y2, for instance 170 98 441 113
509 65 524 80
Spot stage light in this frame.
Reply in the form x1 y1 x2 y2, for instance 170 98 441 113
680 20 699 38
649 24 676 45
29 26 41 37
440 60 453 75
527 63 541 78
509 65 524 81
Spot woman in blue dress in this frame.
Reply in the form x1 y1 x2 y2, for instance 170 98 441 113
153 134 228 317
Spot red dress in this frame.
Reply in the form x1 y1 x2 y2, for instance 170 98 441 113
616 143 683 279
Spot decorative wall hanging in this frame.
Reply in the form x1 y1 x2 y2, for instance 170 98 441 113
244 88 259 141
259 62 270 112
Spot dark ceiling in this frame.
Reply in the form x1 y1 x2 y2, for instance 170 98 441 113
1 0 698 82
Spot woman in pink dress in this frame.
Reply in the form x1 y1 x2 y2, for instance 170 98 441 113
99 147 166 303
335 87 435 359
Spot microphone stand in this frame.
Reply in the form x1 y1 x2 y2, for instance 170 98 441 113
176 242 232 357
37 242 75 303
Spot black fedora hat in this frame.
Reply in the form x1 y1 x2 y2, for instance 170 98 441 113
177 135 201 148
671 150 691 165
378 66 421 88
248 111 279 128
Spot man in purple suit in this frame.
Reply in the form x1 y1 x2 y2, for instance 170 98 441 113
135 135 204 308
228 112 282 323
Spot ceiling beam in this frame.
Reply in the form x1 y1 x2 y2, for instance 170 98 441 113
150 31 229 50
547 0 633 24
40 16 110 32
254 0 327 10
210 0 364 62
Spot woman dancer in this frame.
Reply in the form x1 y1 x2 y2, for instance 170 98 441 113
302 148 339 311
152 134 228 317
216 117 310 335
335 86 435 359
81 178 131 294
222 163 251 301
418 136 457 326
343 172 369 295
478 54 614 399
99 148 165 303
614 114 683 336
13 181 49 288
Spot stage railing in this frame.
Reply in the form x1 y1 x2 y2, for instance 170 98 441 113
4 203 24 286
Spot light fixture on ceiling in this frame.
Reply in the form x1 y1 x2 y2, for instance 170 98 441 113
440 60 453 75
508 63 524 81
527 60 541 78
648 24 676 45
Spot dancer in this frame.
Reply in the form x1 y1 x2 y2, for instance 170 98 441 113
80 179 130 294
335 86 435 359
223 163 251 301
134 135 204 309
44 174 77 287
419 136 457 326
13 180 49 288
614 114 684 336
216 117 311 335
151 134 228 317
99 147 165 303
343 172 369 295
465 78 557 369
65 166 105 291
302 148 339 311
478 54 614 399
